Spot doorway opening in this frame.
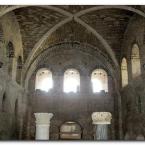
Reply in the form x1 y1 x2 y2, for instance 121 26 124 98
60 121 82 140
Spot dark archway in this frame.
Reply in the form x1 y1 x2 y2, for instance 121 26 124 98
60 121 82 140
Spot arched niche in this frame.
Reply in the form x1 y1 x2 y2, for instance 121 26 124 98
60 121 82 140
136 134 145 140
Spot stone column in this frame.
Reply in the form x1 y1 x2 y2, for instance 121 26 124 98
34 113 53 140
53 75 63 94
92 112 112 140
80 76 91 94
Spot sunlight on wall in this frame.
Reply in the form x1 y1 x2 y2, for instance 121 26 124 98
121 57 128 87
35 68 53 92
91 69 108 93
131 44 141 78
63 69 80 93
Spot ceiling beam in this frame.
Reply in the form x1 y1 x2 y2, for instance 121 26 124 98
75 5 145 17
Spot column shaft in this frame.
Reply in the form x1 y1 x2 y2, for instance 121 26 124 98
92 112 112 141
34 113 53 140
35 124 50 140
95 124 108 140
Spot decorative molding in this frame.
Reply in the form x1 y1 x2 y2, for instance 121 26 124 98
34 113 53 125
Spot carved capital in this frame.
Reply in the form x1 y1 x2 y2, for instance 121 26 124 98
92 112 112 124
34 113 53 125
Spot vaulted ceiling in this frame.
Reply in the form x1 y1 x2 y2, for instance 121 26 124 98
1 5 145 67
14 7 67 60
80 9 134 58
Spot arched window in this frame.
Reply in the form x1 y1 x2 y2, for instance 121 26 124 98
7 41 14 58
91 69 108 93
7 41 15 76
63 69 80 93
16 56 23 84
121 58 128 87
60 121 82 140
131 44 141 78
35 68 53 92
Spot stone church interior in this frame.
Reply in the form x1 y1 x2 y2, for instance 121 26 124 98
0 5 145 141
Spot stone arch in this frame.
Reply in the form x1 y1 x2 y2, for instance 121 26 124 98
75 5 145 17
1 6 145 74
24 42 116 90
23 6 145 75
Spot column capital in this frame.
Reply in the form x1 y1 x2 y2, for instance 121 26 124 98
92 112 112 125
34 113 53 125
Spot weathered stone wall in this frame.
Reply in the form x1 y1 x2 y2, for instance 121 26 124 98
26 43 120 140
0 12 27 140
121 14 145 80
0 11 23 82
0 69 27 140
0 6 145 140
121 14 145 140
29 91 115 140
121 74 145 140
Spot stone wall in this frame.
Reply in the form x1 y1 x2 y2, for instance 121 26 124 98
0 12 27 140
0 11 23 82
26 43 120 140
0 69 27 140
121 14 145 80
121 74 145 140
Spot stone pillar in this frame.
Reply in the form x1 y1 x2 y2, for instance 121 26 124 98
92 112 112 140
80 76 91 94
34 113 53 140
53 75 62 93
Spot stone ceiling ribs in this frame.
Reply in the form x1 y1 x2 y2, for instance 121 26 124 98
80 9 134 59
0 5 145 76
14 7 67 60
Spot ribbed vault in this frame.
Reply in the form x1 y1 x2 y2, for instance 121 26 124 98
0 5 145 81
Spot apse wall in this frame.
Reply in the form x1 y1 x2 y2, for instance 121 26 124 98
26 43 120 140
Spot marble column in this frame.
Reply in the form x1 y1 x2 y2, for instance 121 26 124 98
92 112 112 140
34 113 53 140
